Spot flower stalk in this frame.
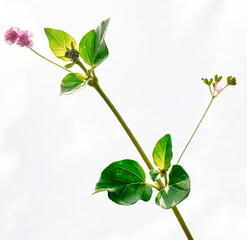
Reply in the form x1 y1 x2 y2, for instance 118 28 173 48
30 48 72 73
177 97 214 164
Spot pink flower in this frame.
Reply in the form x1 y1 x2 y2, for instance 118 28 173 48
4 27 33 48
215 86 223 93
4 27 20 45
17 30 34 48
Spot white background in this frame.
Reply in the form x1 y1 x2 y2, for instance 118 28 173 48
1 0 247 239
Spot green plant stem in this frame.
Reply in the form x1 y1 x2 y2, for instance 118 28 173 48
164 171 168 187
208 86 213 96
177 97 214 164
75 59 88 75
92 80 193 240
92 81 154 171
30 48 72 73
172 206 193 240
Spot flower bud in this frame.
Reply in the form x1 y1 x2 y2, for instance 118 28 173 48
214 75 218 82
227 76 237 85
203 78 209 85
209 78 213 85
214 75 222 82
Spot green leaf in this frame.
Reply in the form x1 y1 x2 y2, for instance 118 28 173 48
94 159 152 205
152 134 173 170
93 18 110 67
79 18 110 68
149 169 161 182
155 165 190 209
79 30 95 66
44 28 78 61
60 73 87 95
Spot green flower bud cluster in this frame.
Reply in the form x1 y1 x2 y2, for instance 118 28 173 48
202 75 222 87
202 74 236 97
202 77 213 86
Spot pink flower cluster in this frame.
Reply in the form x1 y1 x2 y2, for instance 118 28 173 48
4 27 34 48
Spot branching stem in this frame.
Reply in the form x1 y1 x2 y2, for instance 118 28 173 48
28 48 193 239
91 77 193 240
75 59 88 75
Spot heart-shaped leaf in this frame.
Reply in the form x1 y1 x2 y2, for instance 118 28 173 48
94 159 152 205
155 165 190 209
152 134 173 170
79 18 110 68
61 73 87 95
44 28 78 61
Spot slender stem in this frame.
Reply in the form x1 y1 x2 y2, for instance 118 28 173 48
92 79 193 239
92 80 165 188
177 97 214 164
92 81 154 170
172 206 193 240
30 48 72 73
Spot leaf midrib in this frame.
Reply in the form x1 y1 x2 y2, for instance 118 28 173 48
113 166 145 182
46 29 67 50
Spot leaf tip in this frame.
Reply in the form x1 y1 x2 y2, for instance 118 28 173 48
44 27 50 33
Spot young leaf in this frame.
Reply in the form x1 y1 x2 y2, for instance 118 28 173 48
61 73 86 95
44 28 78 61
93 18 110 67
155 165 190 209
79 18 110 68
149 169 161 182
79 30 95 66
152 134 173 170
94 159 152 205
